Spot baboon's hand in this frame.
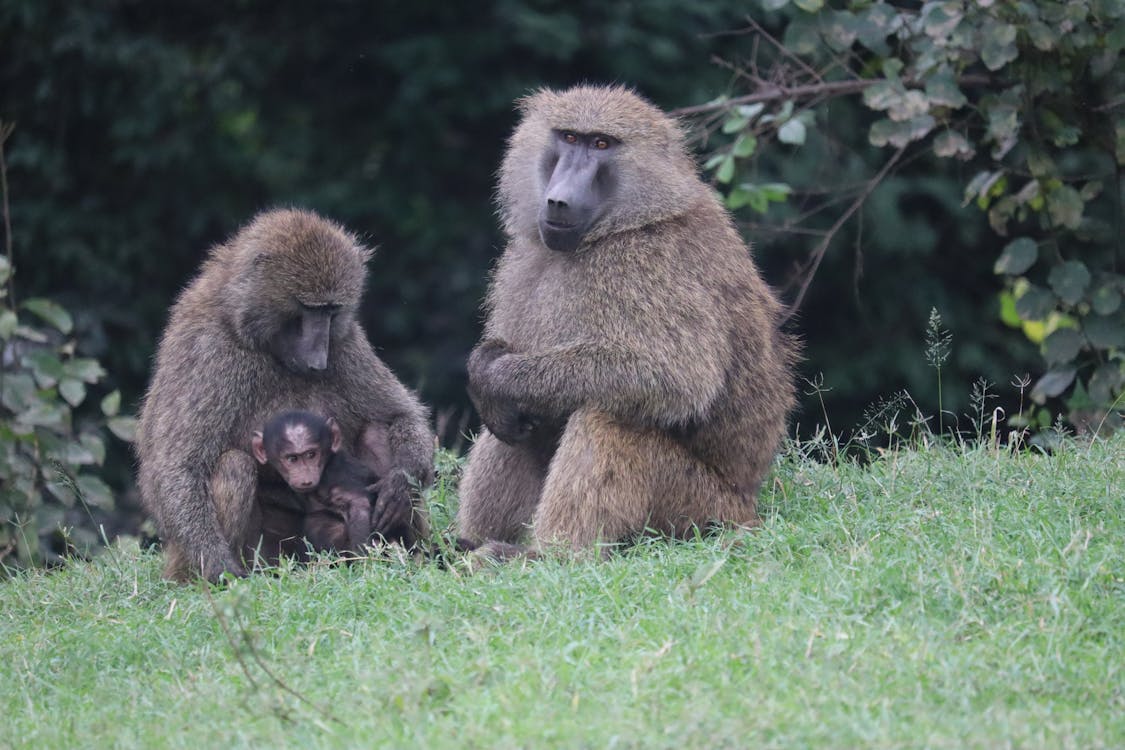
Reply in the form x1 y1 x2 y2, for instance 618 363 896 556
468 384 538 444
467 338 513 385
467 338 538 443
368 474 412 535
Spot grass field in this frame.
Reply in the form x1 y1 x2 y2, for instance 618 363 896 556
2 435 1122 749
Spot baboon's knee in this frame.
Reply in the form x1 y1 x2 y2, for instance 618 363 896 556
211 450 258 543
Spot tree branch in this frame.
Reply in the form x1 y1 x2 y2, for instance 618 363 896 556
671 75 991 117
783 145 907 323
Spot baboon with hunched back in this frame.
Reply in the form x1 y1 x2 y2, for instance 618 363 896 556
137 209 433 581
458 84 798 557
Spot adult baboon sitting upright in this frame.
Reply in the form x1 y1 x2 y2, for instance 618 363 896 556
458 84 797 556
137 209 434 582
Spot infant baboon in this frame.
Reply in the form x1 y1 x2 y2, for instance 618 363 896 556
137 208 434 582
252 410 416 553
458 84 797 557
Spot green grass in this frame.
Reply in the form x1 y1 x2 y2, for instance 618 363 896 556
2 435 1123 749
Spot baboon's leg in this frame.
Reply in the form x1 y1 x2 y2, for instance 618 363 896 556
210 449 261 562
533 409 756 551
161 540 191 582
457 431 550 544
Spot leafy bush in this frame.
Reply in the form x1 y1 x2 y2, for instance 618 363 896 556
689 0 1124 432
0 125 135 570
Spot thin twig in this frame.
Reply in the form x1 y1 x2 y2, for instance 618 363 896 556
204 585 346 727
783 145 907 322
0 121 16 306
741 15 826 84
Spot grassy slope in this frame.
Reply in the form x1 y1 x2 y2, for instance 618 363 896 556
2 436 1122 749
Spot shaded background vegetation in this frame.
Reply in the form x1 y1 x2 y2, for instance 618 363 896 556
1 0 1118 557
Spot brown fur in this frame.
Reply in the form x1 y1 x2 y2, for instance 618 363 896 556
136 208 434 582
457 85 797 554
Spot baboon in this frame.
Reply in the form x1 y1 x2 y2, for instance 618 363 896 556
251 409 416 553
457 85 797 557
137 208 433 582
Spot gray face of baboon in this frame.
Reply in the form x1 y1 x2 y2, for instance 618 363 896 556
458 85 798 556
537 130 619 253
136 209 434 582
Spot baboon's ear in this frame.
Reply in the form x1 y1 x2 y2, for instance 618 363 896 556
327 417 344 454
250 432 268 465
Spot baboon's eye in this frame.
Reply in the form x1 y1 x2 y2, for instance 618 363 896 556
594 137 610 150
562 131 578 144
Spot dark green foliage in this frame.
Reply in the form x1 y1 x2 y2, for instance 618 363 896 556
0 253 135 569
694 0 1123 435
0 0 751 432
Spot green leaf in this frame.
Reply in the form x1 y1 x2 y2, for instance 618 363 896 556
963 171 1002 207
869 115 935 148
1084 314 1125 349
64 358 107 384
1080 181 1103 201
994 238 1038 275
18 401 68 429
62 438 98 466
22 350 65 388
983 87 1022 157
1015 284 1055 321
778 119 806 145
820 10 858 51
854 2 899 55
0 255 10 285
1091 283 1122 316
1026 149 1057 179
922 1 962 39
108 417 139 443
716 156 735 184
933 131 974 160
726 187 753 210
999 291 1022 328
863 80 902 112
1 373 38 412
981 20 1018 70
21 298 74 335
1027 21 1058 51
1088 363 1124 406
882 58 904 80
1030 367 1077 404
732 134 757 158
76 475 115 510
792 0 823 11
721 115 749 135
759 183 792 202
101 389 122 417
79 433 107 466
703 153 727 171
782 16 820 56
988 196 1019 235
737 103 766 120
59 378 87 408
760 0 789 10
924 69 967 109
0 309 16 340
1046 186 1084 229
1116 120 1125 165
1042 328 1083 365
1047 261 1091 306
